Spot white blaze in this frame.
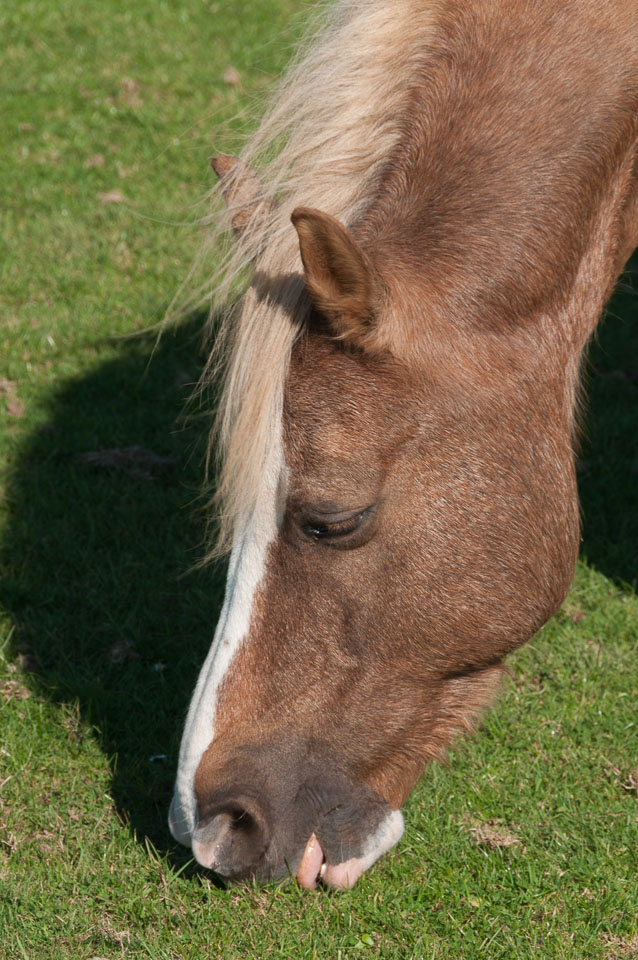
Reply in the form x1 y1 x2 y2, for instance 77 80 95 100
169 430 283 847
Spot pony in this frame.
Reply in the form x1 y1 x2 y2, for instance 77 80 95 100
169 0 638 888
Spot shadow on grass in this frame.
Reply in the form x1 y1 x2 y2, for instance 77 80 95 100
0 311 226 861
578 252 638 588
0 255 635 866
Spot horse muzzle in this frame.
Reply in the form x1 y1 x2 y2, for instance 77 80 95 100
170 743 404 888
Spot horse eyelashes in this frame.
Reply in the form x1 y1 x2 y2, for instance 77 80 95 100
301 506 376 547
304 514 364 540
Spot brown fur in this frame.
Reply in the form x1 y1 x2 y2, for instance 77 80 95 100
192 0 638 880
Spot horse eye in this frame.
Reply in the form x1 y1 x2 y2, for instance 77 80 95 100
301 507 371 542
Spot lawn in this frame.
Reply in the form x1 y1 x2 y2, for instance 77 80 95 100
0 1 637 957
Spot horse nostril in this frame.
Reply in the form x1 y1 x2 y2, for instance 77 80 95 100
192 797 270 879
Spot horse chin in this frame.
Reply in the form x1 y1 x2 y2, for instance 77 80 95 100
297 809 404 890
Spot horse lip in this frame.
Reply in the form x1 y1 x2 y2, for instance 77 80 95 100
297 808 406 889
296 833 325 889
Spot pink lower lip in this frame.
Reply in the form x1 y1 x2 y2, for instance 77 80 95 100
297 834 376 890
296 833 325 889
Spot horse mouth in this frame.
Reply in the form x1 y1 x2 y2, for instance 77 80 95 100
296 833 326 889
297 809 405 889
297 832 376 890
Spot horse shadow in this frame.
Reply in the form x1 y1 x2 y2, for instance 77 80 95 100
1 255 636 861
0 313 225 864
578 252 638 589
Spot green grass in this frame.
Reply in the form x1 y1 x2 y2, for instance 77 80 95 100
1 1 637 957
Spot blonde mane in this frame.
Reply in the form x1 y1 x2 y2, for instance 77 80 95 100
199 0 443 555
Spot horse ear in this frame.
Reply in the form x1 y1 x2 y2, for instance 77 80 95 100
211 154 269 236
291 207 378 345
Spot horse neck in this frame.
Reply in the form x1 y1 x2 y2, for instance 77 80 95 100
357 0 638 353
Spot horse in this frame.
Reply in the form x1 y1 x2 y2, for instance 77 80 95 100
169 0 638 889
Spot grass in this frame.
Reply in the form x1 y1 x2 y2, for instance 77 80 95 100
0 1 637 957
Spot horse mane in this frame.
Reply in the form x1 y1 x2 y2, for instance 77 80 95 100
195 0 443 556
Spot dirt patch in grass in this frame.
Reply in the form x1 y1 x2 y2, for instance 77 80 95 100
601 934 638 959
1 677 31 702
468 819 525 851
0 379 25 419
